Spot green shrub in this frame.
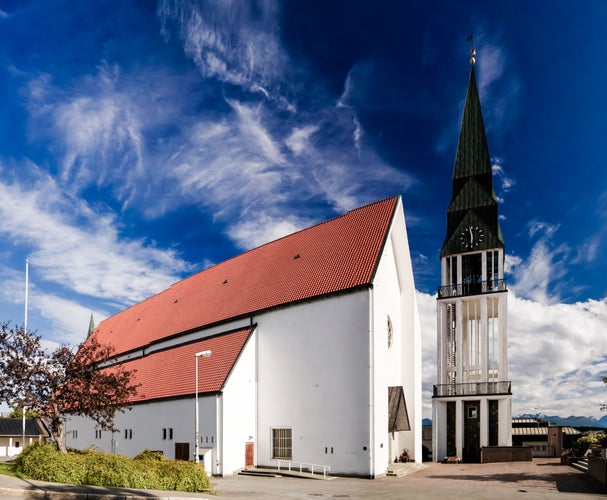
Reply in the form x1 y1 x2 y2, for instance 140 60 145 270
571 432 607 457
134 449 167 461
12 443 210 493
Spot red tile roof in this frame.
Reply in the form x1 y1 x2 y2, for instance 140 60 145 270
94 197 398 356
123 327 253 401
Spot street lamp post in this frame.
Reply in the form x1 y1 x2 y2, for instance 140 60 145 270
195 350 212 465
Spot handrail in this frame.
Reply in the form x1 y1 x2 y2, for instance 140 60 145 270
437 279 507 298
433 381 511 397
275 459 331 479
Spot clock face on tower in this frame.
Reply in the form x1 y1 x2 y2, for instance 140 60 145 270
459 225 484 249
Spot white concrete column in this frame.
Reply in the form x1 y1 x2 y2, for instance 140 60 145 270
480 398 488 448
455 399 463 458
481 296 488 381
437 302 444 385
456 299 463 385
457 255 462 285
498 398 513 446
498 295 508 380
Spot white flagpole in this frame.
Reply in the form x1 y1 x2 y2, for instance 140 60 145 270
23 259 29 449
24 259 29 335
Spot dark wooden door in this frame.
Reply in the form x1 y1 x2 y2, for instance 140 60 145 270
175 442 190 461
463 401 480 463
446 401 456 457
245 442 254 469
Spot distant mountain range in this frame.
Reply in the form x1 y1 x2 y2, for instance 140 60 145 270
516 414 607 428
421 415 607 428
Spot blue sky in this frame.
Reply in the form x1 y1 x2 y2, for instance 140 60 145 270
1 0 607 419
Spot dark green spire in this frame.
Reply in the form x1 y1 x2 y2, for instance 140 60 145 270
87 313 95 338
441 65 505 257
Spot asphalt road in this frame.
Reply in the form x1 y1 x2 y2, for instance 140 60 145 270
0 457 604 499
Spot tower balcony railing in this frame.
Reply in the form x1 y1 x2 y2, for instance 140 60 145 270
437 278 507 299
433 381 512 398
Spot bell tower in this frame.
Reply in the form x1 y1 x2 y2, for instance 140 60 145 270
432 48 512 463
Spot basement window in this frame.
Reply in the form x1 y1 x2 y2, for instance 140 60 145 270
272 428 292 460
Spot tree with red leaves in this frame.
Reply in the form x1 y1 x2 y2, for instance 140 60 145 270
0 322 140 452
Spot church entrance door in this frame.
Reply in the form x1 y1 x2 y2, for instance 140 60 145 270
463 401 480 462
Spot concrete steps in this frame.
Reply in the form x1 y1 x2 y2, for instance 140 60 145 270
238 467 335 480
386 462 425 477
570 458 589 473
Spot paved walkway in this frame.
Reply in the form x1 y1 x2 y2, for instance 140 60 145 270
0 458 604 499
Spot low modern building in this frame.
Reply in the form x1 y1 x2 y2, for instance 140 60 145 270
66 196 422 478
0 418 50 457
512 418 580 457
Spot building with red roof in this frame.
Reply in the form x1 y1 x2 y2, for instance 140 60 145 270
66 196 422 478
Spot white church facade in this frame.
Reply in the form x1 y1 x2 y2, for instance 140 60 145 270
67 196 422 478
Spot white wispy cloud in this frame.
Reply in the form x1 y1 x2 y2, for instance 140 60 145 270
157 0 290 109
475 43 505 102
492 160 516 194
509 239 569 304
285 125 319 156
0 166 192 307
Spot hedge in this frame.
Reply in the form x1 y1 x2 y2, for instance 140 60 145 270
12 443 211 493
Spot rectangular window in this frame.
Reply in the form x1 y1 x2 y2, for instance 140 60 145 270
272 428 292 459
163 428 167 440
95 429 102 439
169 428 173 440
124 429 133 439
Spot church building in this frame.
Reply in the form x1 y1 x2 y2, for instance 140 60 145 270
66 196 422 478
432 51 512 462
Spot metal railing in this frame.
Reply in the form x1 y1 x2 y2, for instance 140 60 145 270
275 460 331 479
437 279 507 298
433 380 511 397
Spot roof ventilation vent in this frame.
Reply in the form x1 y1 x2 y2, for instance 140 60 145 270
294 253 301 259
174 299 179 303
223 279 229 284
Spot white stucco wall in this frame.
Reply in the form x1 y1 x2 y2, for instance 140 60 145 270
220 329 257 475
66 396 217 463
255 290 372 476
370 199 422 472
